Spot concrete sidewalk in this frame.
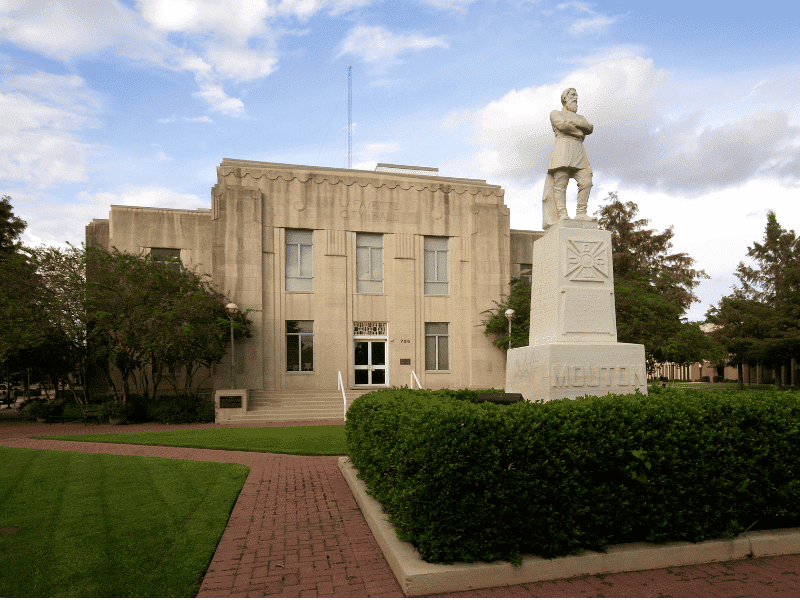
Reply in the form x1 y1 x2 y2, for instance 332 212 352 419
2 415 800 597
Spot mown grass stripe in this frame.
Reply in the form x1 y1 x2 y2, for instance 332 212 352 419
0 447 248 598
39 424 348 455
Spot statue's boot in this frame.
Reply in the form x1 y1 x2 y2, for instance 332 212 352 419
575 203 593 220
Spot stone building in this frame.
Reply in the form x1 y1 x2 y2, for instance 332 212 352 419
86 159 542 421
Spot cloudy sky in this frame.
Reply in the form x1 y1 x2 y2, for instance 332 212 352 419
2 0 799 320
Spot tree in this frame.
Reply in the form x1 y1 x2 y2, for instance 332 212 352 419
597 193 711 371
0 195 26 254
707 212 800 387
0 199 45 374
482 193 714 372
86 246 249 404
29 244 93 408
481 278 531 350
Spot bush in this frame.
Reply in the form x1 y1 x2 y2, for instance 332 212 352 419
147 395 214 424
713 375 725 383
20 400 62 421
699 376 710 382
346 387 800 564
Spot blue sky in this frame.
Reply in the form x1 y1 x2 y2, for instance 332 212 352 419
2 0 799 321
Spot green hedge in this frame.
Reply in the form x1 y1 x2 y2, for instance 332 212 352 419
345 387 800 564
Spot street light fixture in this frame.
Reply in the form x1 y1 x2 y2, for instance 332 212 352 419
226 303 239 389
505 308 515 349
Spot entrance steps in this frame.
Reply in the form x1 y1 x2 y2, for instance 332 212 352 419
226 389 373 422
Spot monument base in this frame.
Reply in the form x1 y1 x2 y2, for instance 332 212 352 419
506 342 647 402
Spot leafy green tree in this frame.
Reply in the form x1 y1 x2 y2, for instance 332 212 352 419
481 277 531 350
0 199 45 376
29 244 94 408
708 212 800 386
597 193 711 371
483 193 714 373
86 247 249 404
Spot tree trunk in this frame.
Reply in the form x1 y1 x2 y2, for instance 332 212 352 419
738 363 744 390
782 364 788 390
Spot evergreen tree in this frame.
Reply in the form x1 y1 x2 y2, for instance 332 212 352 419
0 195 27 254
708 212 800 385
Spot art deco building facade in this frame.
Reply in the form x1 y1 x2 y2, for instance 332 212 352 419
86 160 541 421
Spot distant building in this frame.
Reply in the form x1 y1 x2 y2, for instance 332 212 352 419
86 160 542 420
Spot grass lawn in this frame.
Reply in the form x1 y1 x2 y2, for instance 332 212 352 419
38 424 348 455
0 447 248 597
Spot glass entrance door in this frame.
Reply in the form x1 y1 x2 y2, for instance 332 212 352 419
354 340 386 385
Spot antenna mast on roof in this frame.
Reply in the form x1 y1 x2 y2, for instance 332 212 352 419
348 66 352 169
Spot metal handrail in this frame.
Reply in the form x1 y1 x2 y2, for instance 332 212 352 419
410 370 422 390
337 371 347 421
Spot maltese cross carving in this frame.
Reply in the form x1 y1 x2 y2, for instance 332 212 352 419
565 239 609 281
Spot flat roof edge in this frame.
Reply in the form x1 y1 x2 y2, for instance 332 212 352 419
220 158 496 187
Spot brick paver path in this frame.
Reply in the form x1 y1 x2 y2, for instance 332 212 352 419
3 410 800 597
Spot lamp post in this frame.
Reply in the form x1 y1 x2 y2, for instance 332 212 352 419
226 303 239 389
504 308 515 350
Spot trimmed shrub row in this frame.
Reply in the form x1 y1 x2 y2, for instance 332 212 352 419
345 386 800 564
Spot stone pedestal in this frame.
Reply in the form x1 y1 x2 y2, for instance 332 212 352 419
506 218 647 402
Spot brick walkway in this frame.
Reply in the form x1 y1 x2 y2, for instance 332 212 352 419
2 411 800 597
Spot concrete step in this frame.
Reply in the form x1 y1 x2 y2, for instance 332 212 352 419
235 389 373 422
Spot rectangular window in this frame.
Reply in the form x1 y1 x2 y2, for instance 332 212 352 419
520 263 532 284
424 236 449 295
286 229 313 292
356 233 383 293
286 320 314 372
150 247 181 273
425 322 449 371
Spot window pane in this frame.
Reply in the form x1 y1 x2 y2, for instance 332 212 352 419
301 336 314 371
151 247 180 260
372 369 385 384
354 341 369 366
299 244 313 277
356 246 370 280
286 335 299 371
354 369 369 385
357 233 383 248
372 341 385 365
425 322 448 335
438 336 449 371
371 248 383 280
286 230 312 244
424 236 447 251
424 250 435 281
287 320 313 334
425 336 436 370
437 250 449 282
286 244 299 278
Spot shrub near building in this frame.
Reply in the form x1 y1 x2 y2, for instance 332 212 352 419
346 387 800 564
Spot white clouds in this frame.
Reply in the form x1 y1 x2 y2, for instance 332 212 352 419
0 0 166 62
0 73 101 188
338 24 448 64
555 2 620 35
470 52 800 194
570 14 617 35
17 186 207 248
77 186 206 211
154 151 172 162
